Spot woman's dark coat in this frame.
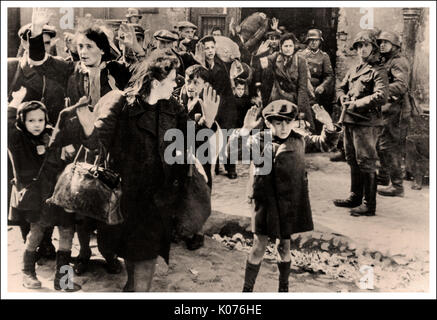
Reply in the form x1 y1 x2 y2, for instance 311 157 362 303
82 90 193 263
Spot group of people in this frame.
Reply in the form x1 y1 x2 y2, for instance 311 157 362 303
7 7 414 292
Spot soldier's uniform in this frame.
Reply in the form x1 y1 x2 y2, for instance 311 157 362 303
300 29 334 114
333 30 389 216
376 31 410 197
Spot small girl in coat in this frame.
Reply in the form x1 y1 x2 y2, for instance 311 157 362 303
228 100 340 292
8 101 52 289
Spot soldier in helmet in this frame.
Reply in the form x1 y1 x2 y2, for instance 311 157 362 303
300 29 334 115
376 31 410 197
333 30 389 217
125 8 142 24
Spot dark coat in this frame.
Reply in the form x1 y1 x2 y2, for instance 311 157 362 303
206 56 239 129
337 59 389 127
8 123 52 224
229 126 340 238
8 57 66 126
82 90 191 263
299 48 334 92
255 52 315 129
381 50 410 117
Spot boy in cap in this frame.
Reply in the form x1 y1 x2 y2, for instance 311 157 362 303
177 21 198 53
228 100 340 292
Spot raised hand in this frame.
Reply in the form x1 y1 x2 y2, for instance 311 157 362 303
315 85 324 95
243 106 262 131
200 84 220 128
194 41 206 67
256 40 271 56
271 17 279 31
312 104 334 130
31 8 52 36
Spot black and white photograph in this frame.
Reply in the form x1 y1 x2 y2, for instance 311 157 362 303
1 1 435 301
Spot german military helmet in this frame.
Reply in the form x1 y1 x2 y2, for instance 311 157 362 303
153 29 179 42
350 30 379 50
377 31 401 47
305 29 324 43
126 8 142 18
262 100 299 120
18 23 57 39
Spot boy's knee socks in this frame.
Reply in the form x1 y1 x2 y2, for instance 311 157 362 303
243 260 261 292
277 260 291 292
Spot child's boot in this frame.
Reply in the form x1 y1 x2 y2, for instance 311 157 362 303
123 260 135 292
242 260 261 292
22 250 41 289
54 250 81 292
277 261 291 292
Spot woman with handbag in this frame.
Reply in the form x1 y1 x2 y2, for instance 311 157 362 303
76 48 217 291
27 8 147 277
8 100 82 290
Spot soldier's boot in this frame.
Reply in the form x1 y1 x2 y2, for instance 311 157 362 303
351 172 377 217
242 260 261 292
333 166 363 208
277 261 291 292
378 152 404 197
22 250 41 289
54 250 81 292
412 175 423 190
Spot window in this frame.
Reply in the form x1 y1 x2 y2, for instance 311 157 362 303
199 15 226 37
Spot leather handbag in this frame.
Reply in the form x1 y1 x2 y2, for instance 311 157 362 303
47 145 123 225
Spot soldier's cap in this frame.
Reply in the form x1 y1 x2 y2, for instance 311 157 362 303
377 31 401 47
266 30 282 38
153 29 179 42
262 100 298 121
126 8 142 18
177 21 198 30
305 29 324 43
350 30 378 51
18 23 57 39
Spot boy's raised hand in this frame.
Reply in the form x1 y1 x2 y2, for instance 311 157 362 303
243 106 262 132
200 84 220 128
312 104 335 131
31 8 52 36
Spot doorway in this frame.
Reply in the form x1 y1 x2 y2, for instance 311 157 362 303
241 7 339 69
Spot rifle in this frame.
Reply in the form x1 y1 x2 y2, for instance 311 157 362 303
338 97 370 123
